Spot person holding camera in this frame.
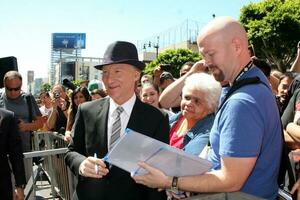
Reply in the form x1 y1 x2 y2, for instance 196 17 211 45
46 84 70 134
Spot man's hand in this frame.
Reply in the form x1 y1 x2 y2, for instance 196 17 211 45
132 162 171 189
154 66 163 77
18 119 28 132
14 187 25 200
64 131 72 142
189 60 207 74
291 177 300 200
166 189 190 200
79 156 109 178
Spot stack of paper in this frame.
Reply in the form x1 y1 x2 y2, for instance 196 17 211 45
104 129 212 177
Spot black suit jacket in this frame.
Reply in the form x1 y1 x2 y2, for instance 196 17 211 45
0 108 26 199
65 97 170 200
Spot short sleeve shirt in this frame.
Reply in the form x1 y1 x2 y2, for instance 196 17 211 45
208 67 282 200
0 92 41 151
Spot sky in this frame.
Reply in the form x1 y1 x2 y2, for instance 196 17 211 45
0 0 261 86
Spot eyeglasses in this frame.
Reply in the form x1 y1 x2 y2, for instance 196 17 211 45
6 86 21 92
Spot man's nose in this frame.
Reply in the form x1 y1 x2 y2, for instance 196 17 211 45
204 59 212 67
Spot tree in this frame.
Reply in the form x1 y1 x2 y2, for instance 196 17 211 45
40 83 51 92
72 80 82 88
240 0 300 72
144 48 201 78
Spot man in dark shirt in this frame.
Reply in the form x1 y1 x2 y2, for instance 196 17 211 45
0 108 26 200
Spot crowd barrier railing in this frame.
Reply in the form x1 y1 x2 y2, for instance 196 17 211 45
24 131 298 200
23 131 73 200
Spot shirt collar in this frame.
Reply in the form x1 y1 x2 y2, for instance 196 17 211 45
109 94 136 117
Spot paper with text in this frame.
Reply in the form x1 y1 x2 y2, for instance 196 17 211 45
104 129 212 177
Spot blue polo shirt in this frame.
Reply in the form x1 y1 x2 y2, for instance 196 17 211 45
208 67 282 200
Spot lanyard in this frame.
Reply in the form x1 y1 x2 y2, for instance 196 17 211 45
232 60 253 85
217 60 257 113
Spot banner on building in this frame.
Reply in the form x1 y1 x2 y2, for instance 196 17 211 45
53 33 86 49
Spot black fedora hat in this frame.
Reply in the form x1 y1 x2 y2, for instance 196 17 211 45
94 41 145 70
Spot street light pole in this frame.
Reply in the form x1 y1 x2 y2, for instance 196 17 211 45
143 36 160 58
153 36 160 58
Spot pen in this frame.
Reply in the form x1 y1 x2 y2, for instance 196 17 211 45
94 153 99 174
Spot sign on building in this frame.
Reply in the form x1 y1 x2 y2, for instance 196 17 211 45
52 33 86 49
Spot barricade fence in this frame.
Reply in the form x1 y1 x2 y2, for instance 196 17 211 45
23 131 73 200
22 131 299 200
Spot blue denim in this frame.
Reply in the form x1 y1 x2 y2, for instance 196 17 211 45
169 112 215 156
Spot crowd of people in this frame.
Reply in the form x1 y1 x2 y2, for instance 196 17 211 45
0 16 300 200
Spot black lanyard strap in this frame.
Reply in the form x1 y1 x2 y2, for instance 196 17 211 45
217 77 263 113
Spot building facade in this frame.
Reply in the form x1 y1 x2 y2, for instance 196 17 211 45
49 33 86 85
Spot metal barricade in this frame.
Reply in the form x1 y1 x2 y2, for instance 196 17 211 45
24 131 73 200
186 192 264 200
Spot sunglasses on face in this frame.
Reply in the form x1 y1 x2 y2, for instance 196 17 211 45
6 86 21 92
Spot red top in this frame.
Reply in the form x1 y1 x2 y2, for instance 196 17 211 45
169 115 185 149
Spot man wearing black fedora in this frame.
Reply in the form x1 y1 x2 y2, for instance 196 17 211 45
65 41 169 200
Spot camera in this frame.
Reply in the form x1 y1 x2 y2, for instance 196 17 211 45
160 64 171 71
54 92 61 99
63 78 77 91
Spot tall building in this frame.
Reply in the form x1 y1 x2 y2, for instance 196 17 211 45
27 70 34 84
27 70 34 93
50 33 86 85
55 56 102 84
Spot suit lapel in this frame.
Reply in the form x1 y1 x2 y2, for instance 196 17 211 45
127 98 143 130
95 98 110 156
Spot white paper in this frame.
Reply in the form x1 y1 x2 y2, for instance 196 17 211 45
104 129 212 177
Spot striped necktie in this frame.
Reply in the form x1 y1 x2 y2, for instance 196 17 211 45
110 106 124 149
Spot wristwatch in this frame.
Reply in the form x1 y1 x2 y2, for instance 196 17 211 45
171 176 179 191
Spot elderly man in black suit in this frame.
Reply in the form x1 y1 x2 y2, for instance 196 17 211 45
0 108 26 200
65 41 170 200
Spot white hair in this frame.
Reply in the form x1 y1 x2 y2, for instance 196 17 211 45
182 73 222 112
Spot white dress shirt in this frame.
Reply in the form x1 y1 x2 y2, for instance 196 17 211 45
107 94 136 149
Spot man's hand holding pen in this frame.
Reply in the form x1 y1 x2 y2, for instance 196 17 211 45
79 156 109 178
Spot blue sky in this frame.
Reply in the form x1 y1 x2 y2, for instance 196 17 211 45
0 0 261 84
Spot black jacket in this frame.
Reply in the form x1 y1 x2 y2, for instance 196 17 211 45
65 97 170 200
0 108 26 199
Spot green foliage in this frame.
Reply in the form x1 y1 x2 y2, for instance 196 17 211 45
240 0 300 72
144 48 201 77
72 80 82 87
40 83 51 92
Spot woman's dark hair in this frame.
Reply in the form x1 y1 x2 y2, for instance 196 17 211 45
141 82 160 94
91 89 107 98
71 87 91 117
39 91 50 98
252 57 271 77
66 87 91 131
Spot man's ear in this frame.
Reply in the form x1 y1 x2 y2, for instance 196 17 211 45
232 37 242 54
134 70 141 82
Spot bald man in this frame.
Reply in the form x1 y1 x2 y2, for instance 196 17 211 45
132 17 282 200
